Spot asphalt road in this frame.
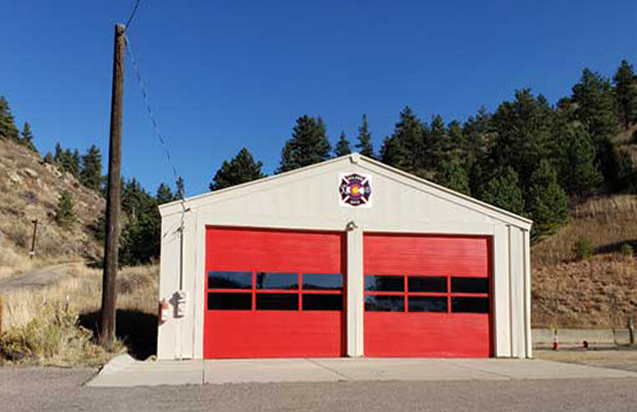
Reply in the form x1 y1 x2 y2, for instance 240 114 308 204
1 367 637 412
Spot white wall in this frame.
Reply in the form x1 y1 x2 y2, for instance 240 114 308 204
157 155 532 359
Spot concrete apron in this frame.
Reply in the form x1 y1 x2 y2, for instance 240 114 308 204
87 355 637 387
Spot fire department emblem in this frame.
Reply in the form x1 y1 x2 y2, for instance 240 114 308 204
339 173 372 208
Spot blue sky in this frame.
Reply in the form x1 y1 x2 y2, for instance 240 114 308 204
1 0 636 195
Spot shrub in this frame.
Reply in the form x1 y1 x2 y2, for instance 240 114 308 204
575 236 594 260
620 243 634 258
54 190 75 228
0 303 114 365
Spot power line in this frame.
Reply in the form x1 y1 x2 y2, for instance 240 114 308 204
125 34 189 290
125 35 181 188
125 0 142 31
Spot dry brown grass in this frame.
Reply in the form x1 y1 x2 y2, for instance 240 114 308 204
532 195 637 329
0 263 158 365
532 195 637 267
532 255 637 328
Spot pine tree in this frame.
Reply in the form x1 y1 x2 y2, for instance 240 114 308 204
0 96 19 142
175 177 185 200
119 191 162 265
334 131 351 157
21 122 36 152
210 148 265 191
71 150 80 177
491 89 554 187
447 120 464 152
527 160 569 237
424 114 445 169
479 167 525 216
278 115 331 173
122 178 151 217
156 183 174 204
355 114 374 158
613 60 637 129
80 145 103 191
463 106 493 162
54 143 63 162
571 69 619 142
435 157 470 195
55 190 75 228
379 136 402 168
387 106 423 173
553 121 601 195
44 151 54 164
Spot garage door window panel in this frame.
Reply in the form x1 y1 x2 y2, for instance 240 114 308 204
451 277 489 294
408 296 448 312
451 297 489 313
365 275 404 292
208 271 252 289
256 272 299 290
256 293 299 310
207 292 252 310
408 276 447 293
302 273 343 291
303 294 343 311
365 295 405 312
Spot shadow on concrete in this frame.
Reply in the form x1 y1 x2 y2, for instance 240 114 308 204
79 309 157 360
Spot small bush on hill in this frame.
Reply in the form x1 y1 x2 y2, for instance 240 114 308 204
620 243 634 258
575 236 594 260
54 190 75 228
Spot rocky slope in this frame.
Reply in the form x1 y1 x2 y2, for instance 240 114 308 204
0 139 105 274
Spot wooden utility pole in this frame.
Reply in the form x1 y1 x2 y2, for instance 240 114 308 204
29 219 38 259
100 23 125 348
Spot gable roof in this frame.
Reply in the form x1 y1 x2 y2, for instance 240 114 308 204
159 153 532 230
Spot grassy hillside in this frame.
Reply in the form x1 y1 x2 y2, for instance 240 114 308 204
532 195 637 329
0 139 159 364
0 139 105 278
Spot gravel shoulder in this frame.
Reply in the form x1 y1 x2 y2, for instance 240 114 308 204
536 348 637 372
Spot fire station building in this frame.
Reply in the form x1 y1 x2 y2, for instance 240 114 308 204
157 153 532 360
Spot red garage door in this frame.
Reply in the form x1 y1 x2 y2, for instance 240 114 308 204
204 227 346 359
364 233 492 357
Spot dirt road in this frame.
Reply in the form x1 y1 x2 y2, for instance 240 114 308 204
0 263 76 294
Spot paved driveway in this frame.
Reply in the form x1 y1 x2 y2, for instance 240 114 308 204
88 356 637 387
2 367 637 412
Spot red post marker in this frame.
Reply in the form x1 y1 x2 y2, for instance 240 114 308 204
553 333 559 351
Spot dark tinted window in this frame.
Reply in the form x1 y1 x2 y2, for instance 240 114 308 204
365 275 404 292
452 297 489 313
256 272 298 290
207 293 251 310
451 277 489 294
408 296 447 312
208 272 252 289
256 293 298 310
303 294 343 311
365 295 404 312
408 276 447 293
303 273 343 291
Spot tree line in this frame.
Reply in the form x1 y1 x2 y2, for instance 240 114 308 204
2 60 637 264
211 61 637 240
